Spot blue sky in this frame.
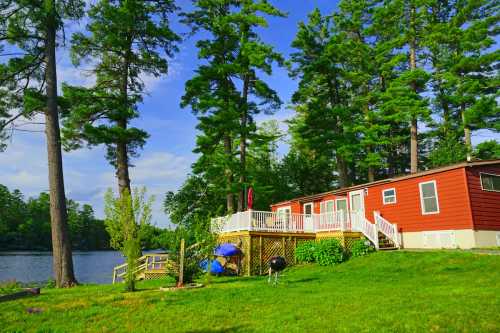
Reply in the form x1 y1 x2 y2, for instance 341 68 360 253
0 0 497 228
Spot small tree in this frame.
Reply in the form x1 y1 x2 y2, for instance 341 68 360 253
104 187 154 291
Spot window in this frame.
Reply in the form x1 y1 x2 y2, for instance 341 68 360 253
419 180 440 215
303 203 313 215
276 206 291 224
382 188 397 204
335 198 347 212
480 173 500 192
320 200 334 214
277 206 291 215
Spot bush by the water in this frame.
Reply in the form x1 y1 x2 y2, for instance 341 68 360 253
350 239 375 257
314 239 346 266
295 241 316 263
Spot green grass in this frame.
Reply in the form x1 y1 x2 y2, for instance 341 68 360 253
1 251 500 332
0 280 23 296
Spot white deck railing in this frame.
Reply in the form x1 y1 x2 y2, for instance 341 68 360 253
314 211 350 231
350 211 379 249
211 210 308 233
212 210 401 250
374 212 399 248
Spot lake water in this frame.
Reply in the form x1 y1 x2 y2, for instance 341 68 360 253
0 251 125 285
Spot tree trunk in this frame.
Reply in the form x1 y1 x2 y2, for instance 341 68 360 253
237 74 249 212
327 74 350 188
440 87 450 137
461 103 472 159
44 0 77 287
337 156 349 188
363 83 375 183
224 133 234 213
116 121 131 196
117 46 132 196
409 4 418 174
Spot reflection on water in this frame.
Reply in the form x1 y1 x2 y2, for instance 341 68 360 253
0 251 124 284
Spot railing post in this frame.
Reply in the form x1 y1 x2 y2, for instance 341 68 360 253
393 223 399 248
373 221 379 250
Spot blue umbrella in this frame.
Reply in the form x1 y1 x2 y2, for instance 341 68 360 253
214 243 241 257
199 259 225 274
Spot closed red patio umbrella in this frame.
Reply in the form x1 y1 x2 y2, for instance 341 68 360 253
247 187 254 210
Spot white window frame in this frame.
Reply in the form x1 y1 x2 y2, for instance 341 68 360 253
382 188 397 205
419 180 440 215
335 198 348 211
479 172 500 192
321 200 335 213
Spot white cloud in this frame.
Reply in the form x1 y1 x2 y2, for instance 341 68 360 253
0 134 191 227
58 65 96 89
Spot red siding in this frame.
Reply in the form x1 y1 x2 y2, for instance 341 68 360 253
363 168 473 232
466 165 500 230
271 201 301 214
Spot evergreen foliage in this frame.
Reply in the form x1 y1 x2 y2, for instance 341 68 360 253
287 0 498 183
0 184 109 251
61 0 180 196
181 0 285 213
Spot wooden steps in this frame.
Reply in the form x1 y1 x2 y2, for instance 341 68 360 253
378 232 398 250
112 254 178 283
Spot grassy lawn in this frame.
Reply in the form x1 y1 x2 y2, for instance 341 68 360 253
1 251 499 333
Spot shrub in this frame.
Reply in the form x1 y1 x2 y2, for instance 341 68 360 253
104 187 154 291
314 239 346 266
350 239 375 258
295 241 316 263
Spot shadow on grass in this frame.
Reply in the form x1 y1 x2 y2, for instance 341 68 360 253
186 324 249 333
207 275 262 285
286 277 320 284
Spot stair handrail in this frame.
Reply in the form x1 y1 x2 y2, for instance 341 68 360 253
112 253 170 284
374 212 399 248
350 211 379 249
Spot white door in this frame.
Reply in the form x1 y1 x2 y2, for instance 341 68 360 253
303 202 314 232
349 190 365 229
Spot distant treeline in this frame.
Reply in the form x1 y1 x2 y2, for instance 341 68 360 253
0 184 166 251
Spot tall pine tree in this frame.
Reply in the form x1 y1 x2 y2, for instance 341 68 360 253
182 0 284 212
62 0 180 196
0 0 84 287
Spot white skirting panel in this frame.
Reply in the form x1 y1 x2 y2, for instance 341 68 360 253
400 229 500 249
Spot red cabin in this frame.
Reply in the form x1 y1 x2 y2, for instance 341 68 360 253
270 160 500 249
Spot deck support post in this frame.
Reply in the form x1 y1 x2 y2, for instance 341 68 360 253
259 235 263 275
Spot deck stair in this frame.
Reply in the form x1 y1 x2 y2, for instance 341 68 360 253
378 232 398 250
112 253 178 284
374 212 400 250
